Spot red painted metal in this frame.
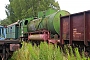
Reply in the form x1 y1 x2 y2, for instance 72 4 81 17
28 34 48 40
73 13 84 41
27 29 60 44
28 30 50 41
63 17 70 40
86 12 90 41
48 39 60 44
69 15 73 45
10 44 20 51
60 16 70 45
84 12 88 45
60 15 63 44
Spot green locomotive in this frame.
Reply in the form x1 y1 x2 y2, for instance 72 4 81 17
6 8 69 41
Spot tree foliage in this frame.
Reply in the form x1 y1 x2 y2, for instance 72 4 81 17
1 18 12 26
5 0 60 23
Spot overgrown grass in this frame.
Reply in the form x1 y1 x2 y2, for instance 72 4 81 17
10 42 90 60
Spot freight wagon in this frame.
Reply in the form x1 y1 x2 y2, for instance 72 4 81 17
60 10 90 52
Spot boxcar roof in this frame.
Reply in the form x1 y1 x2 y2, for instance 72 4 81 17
61 10 90 18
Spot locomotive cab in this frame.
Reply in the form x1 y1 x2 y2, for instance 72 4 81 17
18 18 34 40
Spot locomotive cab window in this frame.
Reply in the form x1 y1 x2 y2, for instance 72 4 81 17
24 20 28 25
11 27 12 29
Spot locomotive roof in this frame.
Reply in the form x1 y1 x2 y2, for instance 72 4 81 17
7 20 19 27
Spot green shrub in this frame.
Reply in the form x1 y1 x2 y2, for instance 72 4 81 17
10 42 90 60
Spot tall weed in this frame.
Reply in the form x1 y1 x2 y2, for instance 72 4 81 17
10 42 90 60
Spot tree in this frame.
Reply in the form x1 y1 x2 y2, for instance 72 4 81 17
5 4 16 23
1 18 12 26
5 0 60 23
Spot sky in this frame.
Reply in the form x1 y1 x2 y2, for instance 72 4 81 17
56 0 90 13
0 0 90 20
0 0 9 20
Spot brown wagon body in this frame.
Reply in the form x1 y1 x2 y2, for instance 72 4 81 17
60 10 90 46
